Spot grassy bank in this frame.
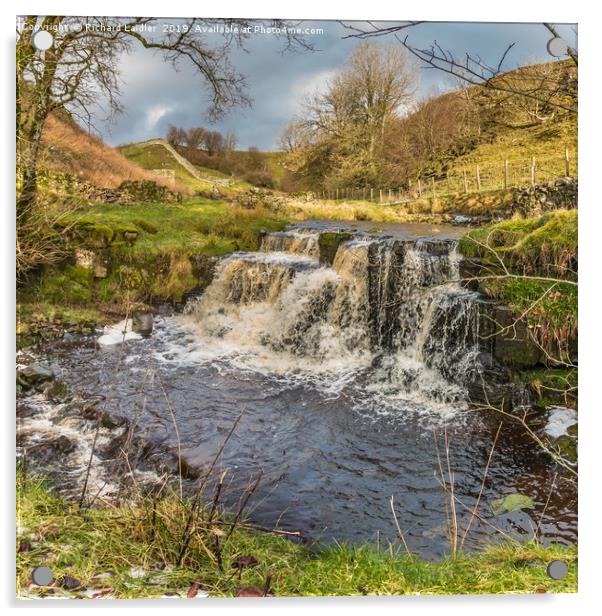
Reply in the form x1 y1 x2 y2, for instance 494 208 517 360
21 197 288 311
17 472 576 599
459 209 577 401
279 189 513 223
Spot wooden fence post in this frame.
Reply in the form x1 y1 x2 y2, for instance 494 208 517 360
504 159 509 190
379 189 383 202
418 179 422 198
476 165 481 191
336 188 339 200
388 188 392 201
565 148 570 177
463 170 468 193
370 188 374 201
530 156 536 186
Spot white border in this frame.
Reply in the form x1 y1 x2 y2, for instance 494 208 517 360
2 2 598 615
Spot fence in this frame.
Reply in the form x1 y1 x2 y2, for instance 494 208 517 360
316 149 577 205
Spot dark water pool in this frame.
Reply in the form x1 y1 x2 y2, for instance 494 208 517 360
40 315 577 559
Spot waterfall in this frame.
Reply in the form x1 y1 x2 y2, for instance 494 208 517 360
260 231 319 258
185 230 485 405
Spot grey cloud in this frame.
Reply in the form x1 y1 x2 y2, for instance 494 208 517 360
97 20 576 150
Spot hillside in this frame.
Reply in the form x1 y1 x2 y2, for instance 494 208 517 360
38 111 188 192
414 60 578 191
119 139 253 195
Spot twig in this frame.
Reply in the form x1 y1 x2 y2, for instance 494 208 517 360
389 495 412 556
460 421 503 550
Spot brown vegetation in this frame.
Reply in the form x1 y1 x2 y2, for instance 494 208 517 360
40 112 190 192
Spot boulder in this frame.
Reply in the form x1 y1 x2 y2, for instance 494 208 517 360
132 311 154 336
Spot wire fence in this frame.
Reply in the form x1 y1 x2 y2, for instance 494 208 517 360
316 149 577 205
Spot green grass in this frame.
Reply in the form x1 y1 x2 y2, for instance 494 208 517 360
119 142 212 193
446 116 577 189
25 197 288 307
520 367 578 407
17 471 577 599
459 209 577 277
460 210 577 363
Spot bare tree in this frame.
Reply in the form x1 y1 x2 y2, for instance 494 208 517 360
282 42 417 188
185 127 207 150
339 21 577 115
16 16 312 277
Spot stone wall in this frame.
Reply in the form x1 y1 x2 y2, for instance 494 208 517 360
511 177 577 217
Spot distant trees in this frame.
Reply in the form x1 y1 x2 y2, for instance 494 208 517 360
281 42 420 190
167 125 276 187
16 16 312 279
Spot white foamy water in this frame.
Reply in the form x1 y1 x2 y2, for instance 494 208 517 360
544 406 578 438
167 233 484 414
98 318 142 346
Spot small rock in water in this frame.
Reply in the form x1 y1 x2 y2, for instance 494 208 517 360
491 493 535 516
132 311 154 336
18 362 54 386
54 435 76 454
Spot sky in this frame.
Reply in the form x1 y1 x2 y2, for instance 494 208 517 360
94 20 577 151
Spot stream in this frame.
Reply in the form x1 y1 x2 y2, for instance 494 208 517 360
17 221 577 558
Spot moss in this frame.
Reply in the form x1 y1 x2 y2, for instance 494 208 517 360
318 232 353 265
459 210 577 278
520 368 577 406
16 302 102 349
552 435 577 464
461 211 577 365
37 265 94 305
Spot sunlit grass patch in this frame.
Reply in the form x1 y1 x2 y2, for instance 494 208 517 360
17 471 577 599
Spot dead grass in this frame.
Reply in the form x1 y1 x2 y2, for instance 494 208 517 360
40 113 191 194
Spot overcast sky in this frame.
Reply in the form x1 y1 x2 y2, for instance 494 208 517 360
96 20 577 151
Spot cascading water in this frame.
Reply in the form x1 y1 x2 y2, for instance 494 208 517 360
185 230 484 409
18 223 576 552
260 230 319 258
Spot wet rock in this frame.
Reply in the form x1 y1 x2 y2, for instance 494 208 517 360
44 380 71 403
132 311 154 336
480 305 543 369
55 435 76 454
16 404 37 419
18 362 54 387
552 434 578 464
100 411 127 430
318 232 353 265
189 254 218 288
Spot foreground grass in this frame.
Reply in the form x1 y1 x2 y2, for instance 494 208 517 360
17 472 577 599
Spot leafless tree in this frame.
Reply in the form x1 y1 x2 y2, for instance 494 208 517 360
16 16 312 277
339 21 577 115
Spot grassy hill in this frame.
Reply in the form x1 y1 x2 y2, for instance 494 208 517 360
119 139 254 196
38 111 187 192
422 60 578 192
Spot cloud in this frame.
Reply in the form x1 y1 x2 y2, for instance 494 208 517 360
289 69 337 112
95 20 569 151
144 104 174 131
